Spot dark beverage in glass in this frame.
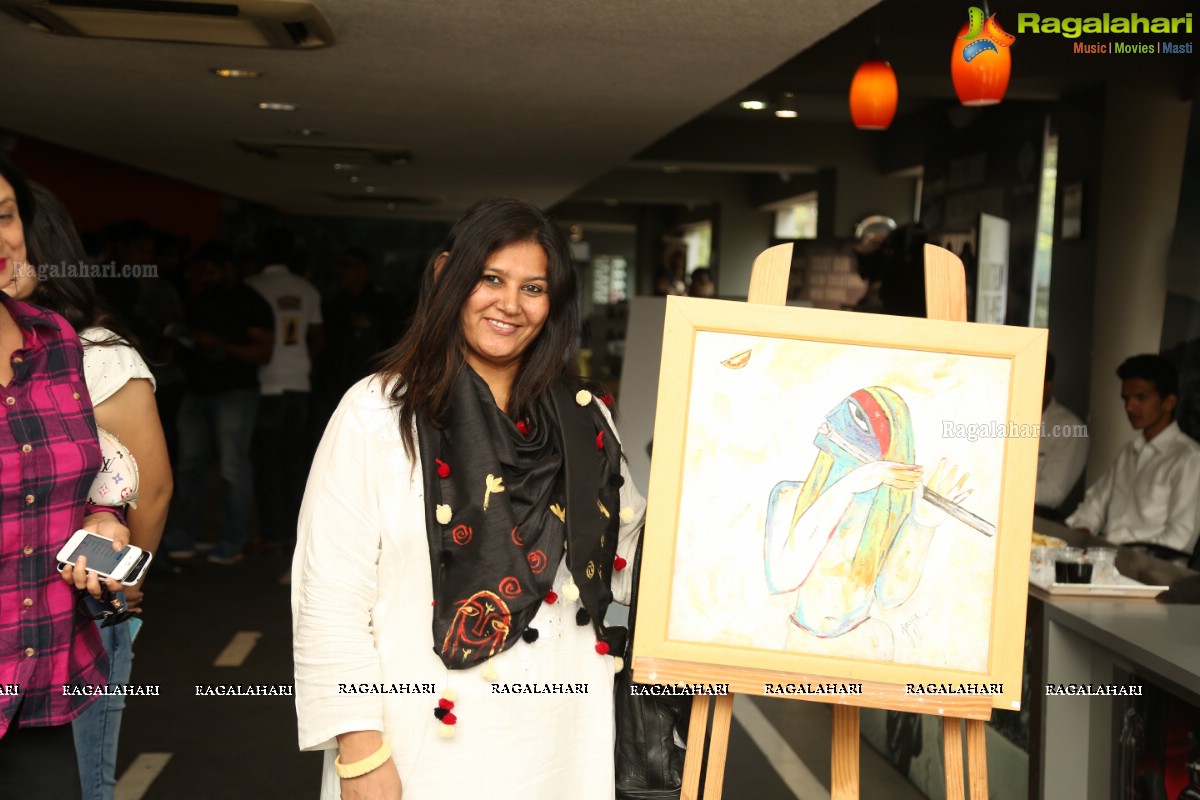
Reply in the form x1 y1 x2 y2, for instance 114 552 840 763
1055 561 1093 583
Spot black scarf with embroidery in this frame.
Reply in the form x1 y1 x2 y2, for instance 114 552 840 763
417 367 626 670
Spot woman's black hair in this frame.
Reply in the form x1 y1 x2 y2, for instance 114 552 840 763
0 150 36 233
378 197 580 456
25 183 141 350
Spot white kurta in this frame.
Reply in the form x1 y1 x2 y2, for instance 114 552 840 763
292 376 646 800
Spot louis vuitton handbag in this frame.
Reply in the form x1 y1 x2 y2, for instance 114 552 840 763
87 426 140 509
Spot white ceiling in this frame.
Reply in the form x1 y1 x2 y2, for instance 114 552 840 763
0 0 879 218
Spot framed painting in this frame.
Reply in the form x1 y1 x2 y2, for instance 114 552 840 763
633 297 1047 712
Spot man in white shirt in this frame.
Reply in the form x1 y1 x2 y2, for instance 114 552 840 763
1066 354 1200 556
1035 353 1089 518
246 227 324 551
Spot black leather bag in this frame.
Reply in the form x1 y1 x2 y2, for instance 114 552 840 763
614 528 691 799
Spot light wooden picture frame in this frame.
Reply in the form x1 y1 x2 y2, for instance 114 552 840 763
633 297 1047 713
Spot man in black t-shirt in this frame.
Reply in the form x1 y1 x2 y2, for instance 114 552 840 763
311 248 405 435
164 242 274 564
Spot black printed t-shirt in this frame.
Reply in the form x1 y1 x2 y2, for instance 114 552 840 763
182 285 275 394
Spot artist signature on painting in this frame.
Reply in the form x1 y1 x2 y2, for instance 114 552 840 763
900 609 930 648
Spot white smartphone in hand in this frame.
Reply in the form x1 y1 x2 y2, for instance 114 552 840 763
56 530 153 586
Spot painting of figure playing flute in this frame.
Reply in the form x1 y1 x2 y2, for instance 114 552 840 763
634 297 1045 709
665 331 1008 673
763 383 992 662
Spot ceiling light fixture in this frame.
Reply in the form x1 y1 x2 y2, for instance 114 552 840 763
212 68 261 79
774 92 798 119
951 4 1013 106
739 99 768 111
849 37 898 130
257 101 296 111
289 128 323 137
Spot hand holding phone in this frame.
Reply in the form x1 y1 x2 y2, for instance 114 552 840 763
56 530 153 586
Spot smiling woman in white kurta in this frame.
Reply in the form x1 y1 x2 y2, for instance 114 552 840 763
292 198 645 800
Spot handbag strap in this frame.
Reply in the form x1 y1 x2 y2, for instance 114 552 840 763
622 526 646 662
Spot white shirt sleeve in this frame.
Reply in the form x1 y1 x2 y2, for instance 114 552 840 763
292 381 389 751
1161 447 1200 553
1035 404 1089 508
1064 461 1116 533
80 327 156 404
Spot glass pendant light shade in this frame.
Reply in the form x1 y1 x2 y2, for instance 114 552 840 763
951 21 1011 106
849 59 898 130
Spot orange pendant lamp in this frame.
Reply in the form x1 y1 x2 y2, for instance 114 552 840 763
849 59 898 130
951 8 1014 106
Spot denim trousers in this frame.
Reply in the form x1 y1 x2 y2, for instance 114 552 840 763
167 388 259 556
71 620 133 800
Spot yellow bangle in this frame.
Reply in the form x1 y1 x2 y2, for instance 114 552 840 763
334 740 392 779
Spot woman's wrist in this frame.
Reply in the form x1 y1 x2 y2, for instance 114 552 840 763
334 734 391 779
83 505 127 526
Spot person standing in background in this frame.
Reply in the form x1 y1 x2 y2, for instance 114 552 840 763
311 247 402 435
687 267 716 298
245 228 323 553
1034 352 1088 520
164 242 274 564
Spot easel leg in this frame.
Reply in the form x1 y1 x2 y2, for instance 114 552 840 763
965 719 988 798
831 705 860 800
943 718 966 800
681 694 711 800
702 694 735 800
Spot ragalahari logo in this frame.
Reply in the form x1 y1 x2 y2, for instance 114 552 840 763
959 6 1016 61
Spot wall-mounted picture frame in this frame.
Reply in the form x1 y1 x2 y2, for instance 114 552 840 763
634 297 1046 712
1061 182 1083 240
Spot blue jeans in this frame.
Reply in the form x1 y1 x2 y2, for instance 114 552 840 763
72 620 133 800
167 388 259 556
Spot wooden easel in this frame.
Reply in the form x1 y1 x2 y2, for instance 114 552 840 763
675 242 991 800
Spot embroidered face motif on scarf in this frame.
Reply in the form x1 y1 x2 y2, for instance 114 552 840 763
441 590 512 663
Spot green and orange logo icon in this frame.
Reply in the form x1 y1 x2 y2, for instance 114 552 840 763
959 6 1016 61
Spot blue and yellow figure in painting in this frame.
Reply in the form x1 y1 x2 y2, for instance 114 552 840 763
764 386 972 639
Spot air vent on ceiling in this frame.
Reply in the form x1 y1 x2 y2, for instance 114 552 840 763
237 140 412 167
0 0 334 48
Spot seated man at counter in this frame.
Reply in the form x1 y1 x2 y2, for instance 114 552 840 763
1065 354 1200 557
1035 352 1089 519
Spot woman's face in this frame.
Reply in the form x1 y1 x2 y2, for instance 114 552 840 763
458 240 551 380
0 175 29 297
